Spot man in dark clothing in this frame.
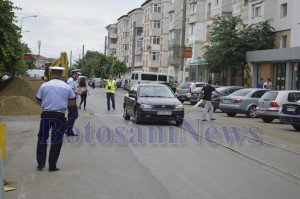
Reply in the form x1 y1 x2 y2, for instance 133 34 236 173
200 80 223 121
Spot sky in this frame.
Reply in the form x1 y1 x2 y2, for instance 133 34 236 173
12 0 144 63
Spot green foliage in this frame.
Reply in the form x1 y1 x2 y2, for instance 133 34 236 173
0 0 27 76
204 16 275 74
74 51 128 78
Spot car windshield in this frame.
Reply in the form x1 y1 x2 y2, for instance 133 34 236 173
139 86 174 98
260 91 278 101
231 89 252 96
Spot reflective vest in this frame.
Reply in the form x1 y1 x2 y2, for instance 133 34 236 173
105 80 116 93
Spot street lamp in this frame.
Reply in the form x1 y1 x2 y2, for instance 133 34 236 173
20 15 37 33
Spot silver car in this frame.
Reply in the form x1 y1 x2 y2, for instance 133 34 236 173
257 90 300 123
219 88 269 118
176 82 206 103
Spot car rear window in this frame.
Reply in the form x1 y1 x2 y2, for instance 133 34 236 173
287 92 300 102
179 82 192 89
260 91 277 101
195 84 206 87
231 89 252 96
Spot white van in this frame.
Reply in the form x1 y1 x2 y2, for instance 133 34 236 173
130 72 175 85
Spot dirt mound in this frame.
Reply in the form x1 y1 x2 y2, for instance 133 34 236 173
0 77 43 116
0 96 42 116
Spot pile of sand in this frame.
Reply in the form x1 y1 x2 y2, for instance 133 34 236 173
0 77 43 116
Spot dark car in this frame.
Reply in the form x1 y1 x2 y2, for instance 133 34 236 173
123 84 184 125
280 100 300 131
176 82 206 103
149 81 177 93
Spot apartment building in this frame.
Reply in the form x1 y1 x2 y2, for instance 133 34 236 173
116 15 130 64
105 23 118 56
141 0 170 74
128 8 144 71
246 0 300 90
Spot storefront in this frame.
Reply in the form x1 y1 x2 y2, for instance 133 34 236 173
247 47 300 90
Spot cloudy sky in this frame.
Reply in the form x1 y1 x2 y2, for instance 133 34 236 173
12 0 144 62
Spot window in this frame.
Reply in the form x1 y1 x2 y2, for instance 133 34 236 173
281 35 287 48
136 27 143 35
124 44 129 51
123 32 129 38
110 49 116 55
151 52 159 61
252 3 261 18
113 28 117 34
153 4 161 13
124 56 129 63
190 23 196 35
169 12 174 22
111 38 117 44
153 20 160 29
141 74 157 81
152 36 160 44
215 0 219 5
190 4 197 14
281 3 287 17
207 2 211 12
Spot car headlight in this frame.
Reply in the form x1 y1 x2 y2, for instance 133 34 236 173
176 104 184 108
140 104 152 109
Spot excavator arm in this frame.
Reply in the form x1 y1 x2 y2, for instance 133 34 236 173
44 52 68 81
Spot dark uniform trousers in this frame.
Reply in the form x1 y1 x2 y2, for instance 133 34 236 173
65 104 78 135
36 111 66 169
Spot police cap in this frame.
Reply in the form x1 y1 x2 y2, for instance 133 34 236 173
50 66 65 73
71 69 81 75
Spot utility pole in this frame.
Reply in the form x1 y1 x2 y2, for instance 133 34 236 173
179 0 187 83
38 40 41 55
131 21 136 75
82 45 85 68
104 36 107 56
70 50 72 67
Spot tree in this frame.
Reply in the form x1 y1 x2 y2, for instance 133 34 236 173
74 51 128 78
204 16 275 84
0 0 27 76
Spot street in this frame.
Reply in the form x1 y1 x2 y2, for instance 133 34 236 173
3 87 300 199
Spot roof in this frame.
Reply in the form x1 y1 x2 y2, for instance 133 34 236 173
33 55 48 60
141 0 152 7
117 15 128 21
127 7 142 15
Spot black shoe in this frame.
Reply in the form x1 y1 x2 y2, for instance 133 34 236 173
37 165 45 170
210 118 216 121
49 167 60 172
201 119 208 121
67 132 78 136
113 108 115 110
107 109 110 111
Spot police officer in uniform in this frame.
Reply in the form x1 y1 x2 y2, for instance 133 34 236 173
65 69 81 136
36 67 76 172
104 75 117 111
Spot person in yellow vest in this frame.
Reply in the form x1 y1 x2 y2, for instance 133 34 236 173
104 75 117 111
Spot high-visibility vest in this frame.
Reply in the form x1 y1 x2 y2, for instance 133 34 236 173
105 80 116 93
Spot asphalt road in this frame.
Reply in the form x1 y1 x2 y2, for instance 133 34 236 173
3 87 300 199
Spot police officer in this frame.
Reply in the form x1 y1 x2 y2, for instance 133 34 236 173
104 75 117 111
36 67 76 172
65 69 81 136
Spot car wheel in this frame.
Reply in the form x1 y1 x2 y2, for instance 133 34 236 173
292 124 300 131
262 118 274 123
190 101 196 105
226 112 236 117
123 106 130 120
135 110 141 124
247 105 257 118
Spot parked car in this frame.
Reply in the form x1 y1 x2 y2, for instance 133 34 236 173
219 88 269 118
257 90 300 123
149 81 177 93
91 78 103 88
176 82 206 103
121 79 131 89
279 101 300 131
123 84 184 125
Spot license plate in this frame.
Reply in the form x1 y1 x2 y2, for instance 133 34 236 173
287 108 296 112
257 109 266 114
223 99 231 104
157 111 172 115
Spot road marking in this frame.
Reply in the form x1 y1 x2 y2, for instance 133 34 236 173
17 174 35 199
85 113 122 117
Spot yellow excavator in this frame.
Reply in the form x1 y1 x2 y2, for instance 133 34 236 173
44 52 68 81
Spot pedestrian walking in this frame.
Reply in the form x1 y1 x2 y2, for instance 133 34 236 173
257 78 264 89
103 75 117 111
65 69 81 136
35 67 76 172
200 80 224 121
78 78 89 110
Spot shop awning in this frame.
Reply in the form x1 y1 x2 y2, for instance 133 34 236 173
187 60 208 66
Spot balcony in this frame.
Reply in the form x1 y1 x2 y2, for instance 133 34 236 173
148 28 160 36
168 39 180 47
109 33 117 39
188 14 197 24
149 13 161 21
148 60 160 68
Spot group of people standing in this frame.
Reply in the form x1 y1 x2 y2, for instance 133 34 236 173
35 67 117 172
257 78 273 90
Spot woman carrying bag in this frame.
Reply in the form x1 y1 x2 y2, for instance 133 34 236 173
78 78 89 110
